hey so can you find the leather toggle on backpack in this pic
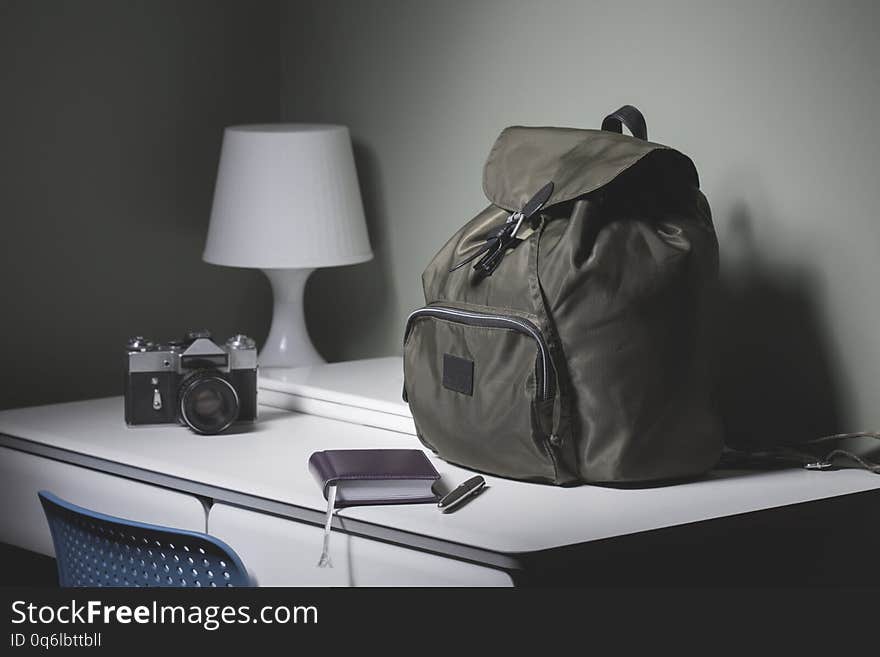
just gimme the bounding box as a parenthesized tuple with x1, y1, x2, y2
(403, 105, 724, 485)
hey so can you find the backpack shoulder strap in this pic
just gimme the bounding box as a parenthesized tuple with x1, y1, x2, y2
(720, 432, 880, 474)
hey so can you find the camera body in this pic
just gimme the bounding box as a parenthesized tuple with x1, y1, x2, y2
(124, 330, 257, 434)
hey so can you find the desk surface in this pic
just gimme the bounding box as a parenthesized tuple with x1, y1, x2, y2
(2, 397, 880, 569)
(259, 357, 412, 420)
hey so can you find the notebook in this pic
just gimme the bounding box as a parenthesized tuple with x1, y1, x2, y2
(308, 449, 440, 507)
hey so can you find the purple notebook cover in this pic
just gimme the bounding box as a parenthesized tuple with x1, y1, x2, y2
(308, 449, 440, 507)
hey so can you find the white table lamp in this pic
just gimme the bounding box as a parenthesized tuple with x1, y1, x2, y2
(203, 124, 372, 368)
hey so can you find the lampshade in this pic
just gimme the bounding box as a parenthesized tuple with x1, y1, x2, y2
(203, 124, 372, 268)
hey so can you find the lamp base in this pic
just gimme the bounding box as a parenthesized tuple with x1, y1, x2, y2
(260, 268, 325, 368)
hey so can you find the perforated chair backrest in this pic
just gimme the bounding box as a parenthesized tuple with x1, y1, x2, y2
(38, 491, 250, 588)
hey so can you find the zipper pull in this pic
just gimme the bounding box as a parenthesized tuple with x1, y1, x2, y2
(449, 220, 517, 272)
(472, 181, 554, 277)
(449, 241, 493, 272)
(450, 182, 554, 274)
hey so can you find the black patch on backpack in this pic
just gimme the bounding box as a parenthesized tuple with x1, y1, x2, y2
(443, 354, 474, 396)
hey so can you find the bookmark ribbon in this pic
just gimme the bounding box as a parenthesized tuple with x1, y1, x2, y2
(316, 484, 338, 568)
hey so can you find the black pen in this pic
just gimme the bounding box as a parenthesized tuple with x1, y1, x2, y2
(437, 475, 486, 513)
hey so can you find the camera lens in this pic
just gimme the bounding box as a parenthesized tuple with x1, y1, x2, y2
(178, 371, 240, 435)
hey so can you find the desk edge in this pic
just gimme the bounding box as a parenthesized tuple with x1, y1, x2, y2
(0, 432, 522, 572)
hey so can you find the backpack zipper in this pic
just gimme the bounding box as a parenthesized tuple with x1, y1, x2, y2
(404, 305, 555, 400)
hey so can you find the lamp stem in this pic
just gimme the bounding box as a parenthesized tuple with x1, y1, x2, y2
(260, 268, 325, 368)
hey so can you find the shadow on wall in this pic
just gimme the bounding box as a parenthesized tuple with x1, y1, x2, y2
(304, 141, 398, 361)
(717, 204, 844, 448)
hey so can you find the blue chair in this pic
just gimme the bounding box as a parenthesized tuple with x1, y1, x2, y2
(38, 491, 251, 587)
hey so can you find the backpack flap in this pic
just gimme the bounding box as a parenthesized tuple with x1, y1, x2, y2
(482, 126, 699, 212)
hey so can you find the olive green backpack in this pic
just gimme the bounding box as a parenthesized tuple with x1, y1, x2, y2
(403, 106, 724, 485)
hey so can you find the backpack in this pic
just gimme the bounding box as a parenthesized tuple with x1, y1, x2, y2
(402, 106, 724, 485)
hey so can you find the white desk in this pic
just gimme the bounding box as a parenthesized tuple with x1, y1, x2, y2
(2, 397, 880, 586)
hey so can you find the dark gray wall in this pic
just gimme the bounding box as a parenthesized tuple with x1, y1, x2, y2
(279, 0, 880, 442)
(5, 1, 880, 445)
(0, 0, 278, 410)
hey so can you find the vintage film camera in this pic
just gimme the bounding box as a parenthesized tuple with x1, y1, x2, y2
(124, 330, 257, 434)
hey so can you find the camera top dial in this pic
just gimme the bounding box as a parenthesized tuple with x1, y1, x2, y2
(226, 334, 256, 350)
(126, 336, 155, 352)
